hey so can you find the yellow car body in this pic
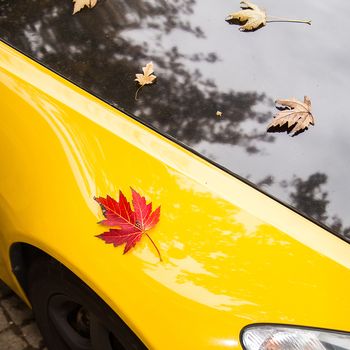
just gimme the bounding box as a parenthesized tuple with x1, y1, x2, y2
(0, 41, 350, 349)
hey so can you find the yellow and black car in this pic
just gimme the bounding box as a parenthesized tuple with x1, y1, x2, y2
(0, 0, 349, 349)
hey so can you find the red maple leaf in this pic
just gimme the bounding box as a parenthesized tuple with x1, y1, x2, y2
(95, 188, 162, 260)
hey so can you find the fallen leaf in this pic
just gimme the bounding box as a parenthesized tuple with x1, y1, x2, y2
(95, 188, 162, 260)
(216, 111, 223, 117)
(267, 96, 315, 136)
(72, 0, 97, 14)
(135, 62, 157, 100)
(226, 1, 311, 31)
(226, 1, 266, 31)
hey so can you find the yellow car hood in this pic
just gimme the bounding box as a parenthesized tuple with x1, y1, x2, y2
(0, 42, 349, 349)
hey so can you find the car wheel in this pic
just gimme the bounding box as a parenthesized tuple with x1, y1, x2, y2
(27, 257, 147, 350)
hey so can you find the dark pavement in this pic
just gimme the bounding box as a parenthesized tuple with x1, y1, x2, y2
(0, 280, 46, 350)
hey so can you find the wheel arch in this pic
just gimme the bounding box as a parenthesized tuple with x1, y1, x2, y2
(9, 242, 147, 350)
(10, 242, 57, 298)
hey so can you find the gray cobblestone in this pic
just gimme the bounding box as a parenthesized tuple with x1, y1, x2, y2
(22, 322, 43, 348)
(0, 308, 9, 332)
(0, 280, 45, 349)
(1, 296, 34, 326)
(0, 329, 27, 350)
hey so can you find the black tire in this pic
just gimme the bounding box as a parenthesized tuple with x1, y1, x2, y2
(27, 257, 147, 350)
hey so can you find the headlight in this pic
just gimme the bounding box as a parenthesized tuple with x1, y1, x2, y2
(241, 325, 350, 350)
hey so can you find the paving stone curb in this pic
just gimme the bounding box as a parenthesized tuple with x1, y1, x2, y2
(0, 280, 46, 350)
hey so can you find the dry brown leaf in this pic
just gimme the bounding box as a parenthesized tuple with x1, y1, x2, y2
(225, 1, 311, 31)
(72, 0, 97, 14)
(135, 62, 157, 87)
(135, 62, 157, 100)
(267, 96, 315, 136)
(226, 1, 266, 31)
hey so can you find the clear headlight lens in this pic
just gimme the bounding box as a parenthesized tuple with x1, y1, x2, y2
(241, 325, 350, 350)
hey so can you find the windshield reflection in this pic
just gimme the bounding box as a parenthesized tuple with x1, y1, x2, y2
(1, 0, 349, 239)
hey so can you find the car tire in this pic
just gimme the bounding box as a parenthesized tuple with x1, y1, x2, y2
(27, 257, 147, 350)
